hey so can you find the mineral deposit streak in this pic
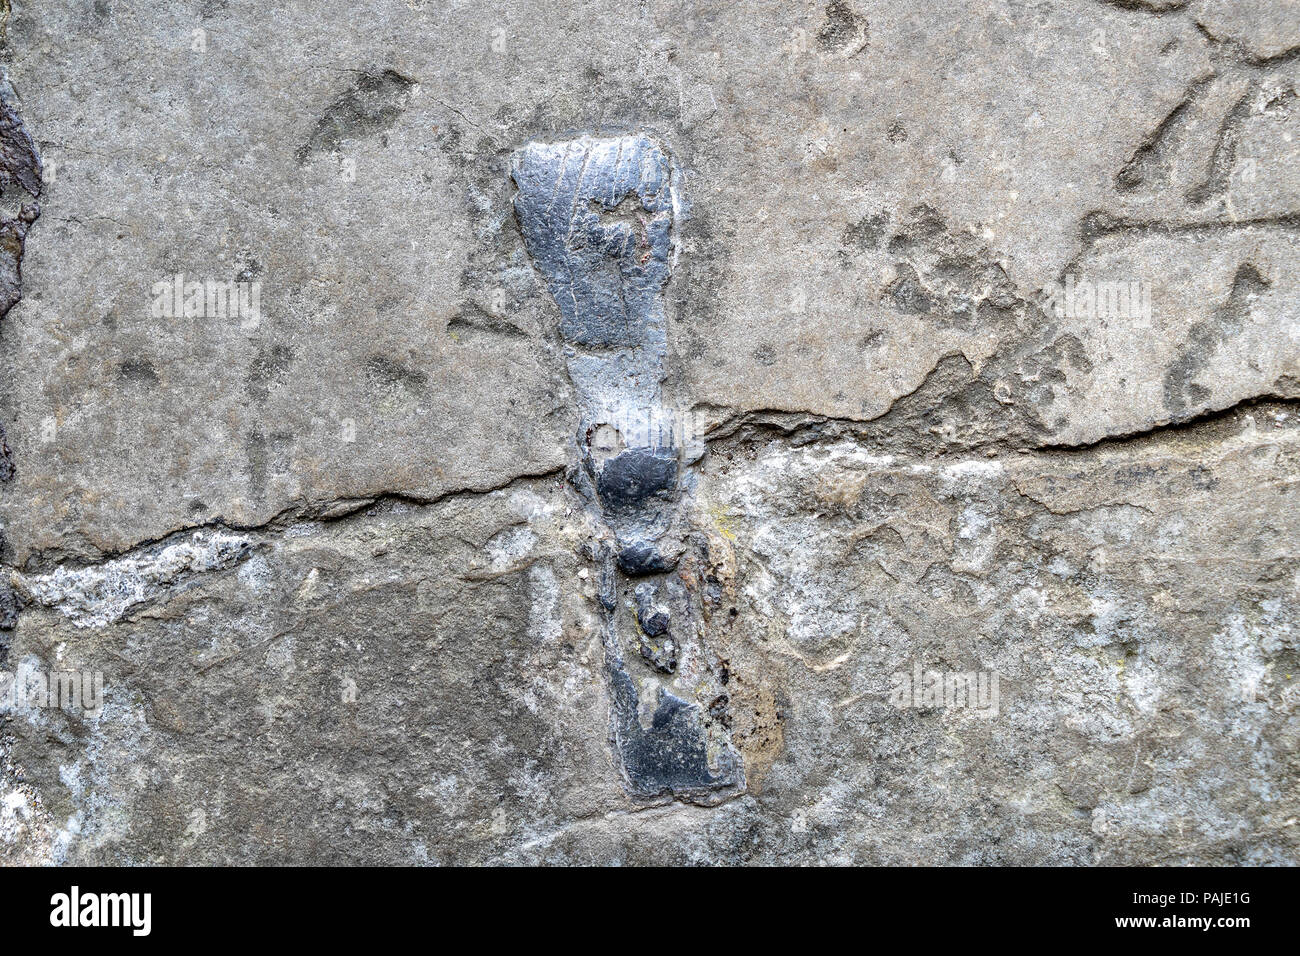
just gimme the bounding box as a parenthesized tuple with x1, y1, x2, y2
(512, 133, 742, 802)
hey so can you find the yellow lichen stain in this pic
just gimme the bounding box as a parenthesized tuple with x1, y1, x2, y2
(708, 504, 738, 543)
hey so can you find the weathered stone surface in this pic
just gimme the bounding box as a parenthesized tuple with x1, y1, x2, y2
(1, 0, 1297, 864)
(1194, 0, 1300, 61)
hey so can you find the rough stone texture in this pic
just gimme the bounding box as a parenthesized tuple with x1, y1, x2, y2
(1, 0, 1298, 864)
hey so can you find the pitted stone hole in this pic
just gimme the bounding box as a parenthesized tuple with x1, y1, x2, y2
(588, 194, 648, 225)
(588, 423, 625, 463)
(585, 195, 664, 262)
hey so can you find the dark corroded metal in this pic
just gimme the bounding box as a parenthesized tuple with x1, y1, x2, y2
(512, 134, 741, 802)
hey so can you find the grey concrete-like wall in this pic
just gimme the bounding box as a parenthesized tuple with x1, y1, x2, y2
(1, 0, 1297, 864)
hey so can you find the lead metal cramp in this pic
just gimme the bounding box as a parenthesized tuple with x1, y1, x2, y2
(512, 134, 742, 802)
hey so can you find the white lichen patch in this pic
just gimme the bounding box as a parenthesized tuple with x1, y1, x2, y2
(14, 530, 252, 628)
(487, 525, 538, 571)
(1, 739, 60, 864)
(528, 563, 562, 643)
